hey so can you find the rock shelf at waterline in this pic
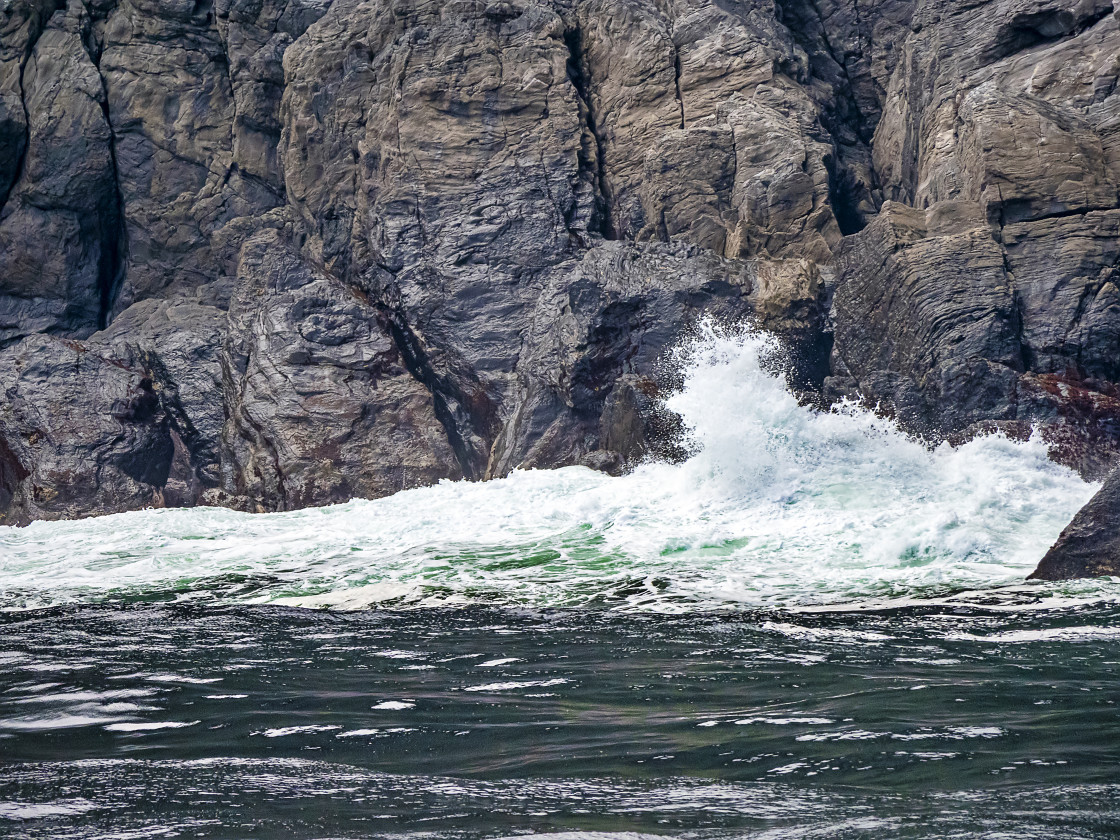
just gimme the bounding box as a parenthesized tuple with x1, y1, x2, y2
(0, 327, 1101, 612)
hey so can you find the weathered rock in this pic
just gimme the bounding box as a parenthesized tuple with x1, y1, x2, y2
(0, 0, 61, 207)
(278, 0, 594, 484)
(488, 241, 755, 475)
(1003, 210, 1120, 380)
(0, 295, 223, 524)
(213, 0, 332, 191)
(1, 0, 860, 523)
(829, 199, 1120, 476)
(954, 82, 1117, 225)
(0, 0, 121, 347)
(0, 335, 172, 525)
(3, 0, 1120, 529)
(272, 0, 850, 486)
(95, 0, 331, 314)
(639, 93, 843, 262)
(219, 223, 463, 510)
(850, 7, 1120, 470)
(97, 297, 227, 500)
(1029, 467, 1120, 580)
(825, 0, 1120, 475)
(873, 0, 1120, 209)
(829, 201, 1022, 431)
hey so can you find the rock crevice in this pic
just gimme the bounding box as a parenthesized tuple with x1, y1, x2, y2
(562, 23, 615, 241)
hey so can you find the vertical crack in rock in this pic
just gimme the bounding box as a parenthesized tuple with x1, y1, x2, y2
(992, 186, 1033, 374)
(0, 434, 30, 520)
(135, 347, 208, 497)
(828, 163, 867, 235)
(376, 302, 484, 481)
(78, 3, 127, 329)
(672, 44, 685, 129)
(0, 0, 63, 214)
(803, 0, 870, 139)
(563, 25, 615, 240)
(235, 366, 288, 507)
(775, 0, 875, 233)
(1, 76, 29, 215)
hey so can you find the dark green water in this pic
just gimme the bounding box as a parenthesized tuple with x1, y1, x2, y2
(2, 602, 1119, 838)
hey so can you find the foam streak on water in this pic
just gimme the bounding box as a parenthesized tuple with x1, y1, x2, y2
(0, 323, 1106, 611)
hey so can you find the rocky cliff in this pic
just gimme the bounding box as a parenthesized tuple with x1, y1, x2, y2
(2, 0, 1119, 574)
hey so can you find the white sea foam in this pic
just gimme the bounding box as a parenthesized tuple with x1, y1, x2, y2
(945, 625, 1120, 643)
(103, 721, 199, 732)
(0, 323, 1108, 611)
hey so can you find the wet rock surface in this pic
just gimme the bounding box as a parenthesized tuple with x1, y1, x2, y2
(1030, 467, 1120, 580)
(0, 0, 1117, 569)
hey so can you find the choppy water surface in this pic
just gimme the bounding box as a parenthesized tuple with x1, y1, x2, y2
(2, 325, 1120, 838)
(2, 605, 1120, 838)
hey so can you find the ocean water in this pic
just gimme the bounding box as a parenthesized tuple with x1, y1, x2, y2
(2, 323, 1119, 838)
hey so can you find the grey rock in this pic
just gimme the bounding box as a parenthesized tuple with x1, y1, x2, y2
(1003, 210, 1120, 381)
(1029, 467, 1120, 580)
(830, 200, 1120, 477)
(218, 223, 463, 510)
(0, 0, 60, 207)
(3, 0, 1120, 539)
(97, 297, 227, 497)
(825, 0, 1120, 479)
(0, 0, 120, 346)
(488, 241, 755, 476)
(100, 0, 271, 311)
(0, 297, 224, 524)
(638, 94, 843, 262)
(830, 201, 1022, 433)
(0, 334, 174, 525)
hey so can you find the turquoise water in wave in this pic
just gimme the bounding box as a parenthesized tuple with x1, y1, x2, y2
(2, 324, 1120, 838)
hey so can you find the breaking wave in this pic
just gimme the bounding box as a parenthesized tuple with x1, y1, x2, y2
(0, 323, 1106, 611)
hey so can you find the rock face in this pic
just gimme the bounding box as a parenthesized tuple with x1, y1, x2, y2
(828, 0, 1120, 482)
(1030, 468, 1120, 580)
(0, 299, 224, 521)
(1, 0, 1119, 552)
(0, 1, 120, 345)
(219, 222, 463, 511)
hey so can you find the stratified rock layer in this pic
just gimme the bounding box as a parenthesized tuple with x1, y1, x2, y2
(1, 0, 1119, 561)
(827, 0, 1120, 487)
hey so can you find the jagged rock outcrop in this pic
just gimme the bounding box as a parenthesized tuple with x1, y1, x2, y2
(1030, 467, 1120, 579)
(490, 241, 755, 475)
(829, 0, 1120, 480)
(0, 298, 223, 524)
(1, 0, 1119, 544)
(219, 220, 463, 511)
(1, 0, 854, 522)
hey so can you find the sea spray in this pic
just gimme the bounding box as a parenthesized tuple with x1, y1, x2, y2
(0, 323, 1101, 611)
